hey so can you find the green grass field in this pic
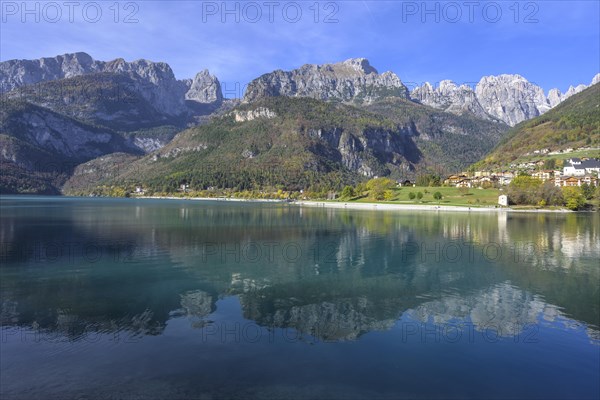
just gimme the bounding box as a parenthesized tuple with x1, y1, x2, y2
(348, 187, 502, 207)
(510, 148, 600, 166)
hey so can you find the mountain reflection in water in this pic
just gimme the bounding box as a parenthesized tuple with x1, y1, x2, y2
(1, 196, 599, 399)
(2, 197, 598, 342)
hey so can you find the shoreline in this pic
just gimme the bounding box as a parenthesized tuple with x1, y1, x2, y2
(293, 200, 572, 213)
(134, 196, 573, 213)
(2, 194, 579, 213)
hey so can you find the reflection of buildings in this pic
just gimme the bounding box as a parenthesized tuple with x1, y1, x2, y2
(497, 212, 508, 243)
(2, 201, 599, 345)
(554, 229, 600, 260)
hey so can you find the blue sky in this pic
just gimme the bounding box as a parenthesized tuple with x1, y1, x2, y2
(1, 0, 598, 97)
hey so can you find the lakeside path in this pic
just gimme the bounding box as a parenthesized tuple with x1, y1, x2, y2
(136, 196, 573, 213)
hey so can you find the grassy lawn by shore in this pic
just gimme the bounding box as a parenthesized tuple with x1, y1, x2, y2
(348, 187, 502, 207)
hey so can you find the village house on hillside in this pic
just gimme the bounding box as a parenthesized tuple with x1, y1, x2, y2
(532, 170, 555, 181)
(554, 158, 600, 187)
(444, 158, 599, 189)
(555, 175, 599, 187)
(444, 175, 469, 186)
(455, 179, 473, 188)
(563, 158, 600, 176)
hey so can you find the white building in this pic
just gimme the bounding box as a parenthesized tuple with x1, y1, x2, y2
(498, 195, 508, 207)
(563, 158, 600, 176)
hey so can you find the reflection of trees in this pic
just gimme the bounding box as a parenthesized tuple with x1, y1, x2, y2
(1, 198, 598, 342)
(504, 213, 600, 268)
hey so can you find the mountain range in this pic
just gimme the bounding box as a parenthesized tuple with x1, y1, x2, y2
(475, 83, 600, 168)
(0, 52, 597, 194)
(411, 73, 600, 126)
(0, 52, 223, 113)
(243, 58, 409, 104)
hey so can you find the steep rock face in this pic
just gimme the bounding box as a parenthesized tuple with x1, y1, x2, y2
(305, 126, 408, 177)
(61, 152, 141, 194)
(0, 52, 223, 116)
(548, 75, 600, 108)
(548, 85, 586, 108)
(4, 73, 182, 131)
(474, 74, 550, 126)
(476, 84, 600, 168)
(411, 80, 491, 119)
(0, 102, 138, 163)
(183, 70, 223, 104)
(564, 84, 588, 98)
(0, 52, 100, 90)
(243, 58, 409, 104)
(0, 101, 142, 194)
(365, 97, 509, 171)
(233, 107, 277, 122)
(547, 88, 563, 108)
(411, 73, 600, 126)
(100, 57, 187, 115)
(103, 97, 419, 190)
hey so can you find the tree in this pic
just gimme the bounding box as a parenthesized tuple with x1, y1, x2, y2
(416, 173, 441, 187)
(355, 182, 366, 196)
(562, 186, 585, 210)
(507, 176, 543, 205)
(408, 192, 416, 200)
(543, 159, 556, 170)
(536, 181, 563, 206)
(341, 185, 355, 199)
(416, 192, 423, 201)
(581, 183, 594, 200)
(430, 175, 442, 187)
(433, 191, 443, 201)
(366, 177, 395, 191)
(367, 178, 395, 201)
(370, 187, 385, 200)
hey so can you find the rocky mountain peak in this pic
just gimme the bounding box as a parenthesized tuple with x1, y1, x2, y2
(341, 58, 378, 74)
(547, 88, 563, 108)
(475, 74, 549, 126)
(243, 58, 408, 103)
(184, 69, 223, 103)
(438, 80, 458, 92)
(544, 73, 599, 110)
(411, 79, 490, 120)
(0, 52, 223, 116)
(565, 84, 587, 98)
(411, 72, 599, 126)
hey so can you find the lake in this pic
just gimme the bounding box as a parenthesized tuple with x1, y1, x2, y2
(1, 196, 599, 399)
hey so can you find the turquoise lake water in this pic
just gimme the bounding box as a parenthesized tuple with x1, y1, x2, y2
(1, 196, 599, 399)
